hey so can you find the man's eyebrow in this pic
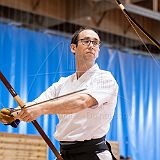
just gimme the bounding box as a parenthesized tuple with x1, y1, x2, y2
(81, 37, 99, 40)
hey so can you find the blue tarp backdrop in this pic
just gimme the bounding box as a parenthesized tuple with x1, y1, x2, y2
(0, 23, 160, 160)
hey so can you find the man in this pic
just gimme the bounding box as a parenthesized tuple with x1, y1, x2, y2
(0, 28, 118, 160)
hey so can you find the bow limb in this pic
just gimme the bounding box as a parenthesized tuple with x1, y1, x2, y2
(0, 71, 63, 160)
(115, 0, 160, 50)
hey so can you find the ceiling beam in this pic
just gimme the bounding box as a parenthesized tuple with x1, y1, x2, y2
(153, 0, 159, 11)
(125, 3, 160, 21)
(0, 0, 67, 20)
(126, 0, 146, 3)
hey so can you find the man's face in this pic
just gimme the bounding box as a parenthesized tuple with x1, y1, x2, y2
(71, 29, 100, 62)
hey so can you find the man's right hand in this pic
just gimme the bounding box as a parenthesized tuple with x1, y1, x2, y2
(0, 108, 15, 124)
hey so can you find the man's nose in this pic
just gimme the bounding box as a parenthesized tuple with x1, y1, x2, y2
(88, 41, 94, 47)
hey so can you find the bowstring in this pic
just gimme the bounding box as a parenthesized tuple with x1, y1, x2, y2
(122, 8, 160, 68)
(115, 0, 160, 68)
(27, 41, 64, 98)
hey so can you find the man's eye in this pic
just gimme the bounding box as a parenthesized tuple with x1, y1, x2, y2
(93, 41, 98, 45)
(83, 40, 90, 43)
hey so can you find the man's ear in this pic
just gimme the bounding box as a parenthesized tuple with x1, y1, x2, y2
(70, 44, 77, 54)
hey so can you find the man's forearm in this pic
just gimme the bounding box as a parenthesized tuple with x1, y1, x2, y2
(16, 93, 97, 122)
(40, 93, 98, 114)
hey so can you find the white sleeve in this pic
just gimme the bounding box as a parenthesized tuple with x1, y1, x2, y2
(34, 77, 67, 103)
(87, 72, 118, 107)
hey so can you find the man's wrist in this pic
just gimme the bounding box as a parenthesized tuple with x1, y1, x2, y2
(4, 119, 20, 128)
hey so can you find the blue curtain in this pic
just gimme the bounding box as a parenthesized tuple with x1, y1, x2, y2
(0, 23, 160, 160)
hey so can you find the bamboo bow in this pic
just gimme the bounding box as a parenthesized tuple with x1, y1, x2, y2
(0, 71, 64, 160)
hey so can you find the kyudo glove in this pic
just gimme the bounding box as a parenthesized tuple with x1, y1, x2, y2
(0, 108, 20, 128)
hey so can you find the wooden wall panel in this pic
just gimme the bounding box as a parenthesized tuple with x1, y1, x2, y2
(108, 141, 120, 160)
(0, 132, 47, 160)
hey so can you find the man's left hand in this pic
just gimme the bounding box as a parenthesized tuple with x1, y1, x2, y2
(0, 108, 15, 124)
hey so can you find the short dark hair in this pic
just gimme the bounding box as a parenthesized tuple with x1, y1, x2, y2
(71, 27, 98, 46)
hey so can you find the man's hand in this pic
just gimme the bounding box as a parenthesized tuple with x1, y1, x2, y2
(17, 101, 42, 122)
(0, 108, 15, 124)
